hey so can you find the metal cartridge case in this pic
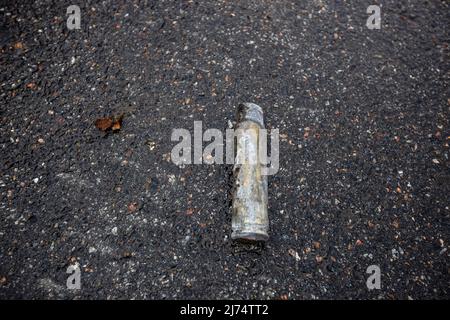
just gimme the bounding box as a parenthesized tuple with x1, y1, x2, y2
(231, 103, 269, 242)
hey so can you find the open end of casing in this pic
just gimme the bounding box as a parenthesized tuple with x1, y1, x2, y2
(237, 103, 265, 128)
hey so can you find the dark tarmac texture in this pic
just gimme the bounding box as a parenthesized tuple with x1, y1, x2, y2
(0, 0, 449, 299)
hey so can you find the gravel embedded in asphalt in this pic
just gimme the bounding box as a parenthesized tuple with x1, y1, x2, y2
(0, 0, 449, 299)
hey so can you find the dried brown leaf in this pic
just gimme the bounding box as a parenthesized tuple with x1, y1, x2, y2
(95, 117, 113, 131)
(95, 114, 123, 132)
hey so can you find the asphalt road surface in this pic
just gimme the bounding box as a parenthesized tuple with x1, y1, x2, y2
(1, 0, 449, 299)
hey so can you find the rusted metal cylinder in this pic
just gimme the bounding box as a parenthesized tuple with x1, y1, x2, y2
(231, 103, 269, 242)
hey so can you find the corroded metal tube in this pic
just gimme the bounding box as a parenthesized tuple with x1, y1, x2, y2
(231, 103, 269, 242)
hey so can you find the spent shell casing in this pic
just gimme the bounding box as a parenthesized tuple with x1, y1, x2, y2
(231, 103, 269, 242)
